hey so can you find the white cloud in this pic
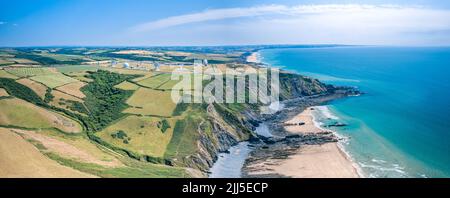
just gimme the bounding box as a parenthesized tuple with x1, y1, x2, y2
(0, 21, 6, 25)
(130, 4, 287, 32)
(128, 4, 450, 45)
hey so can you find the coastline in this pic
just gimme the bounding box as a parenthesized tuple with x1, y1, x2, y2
(289, 107, 362, 178)
(244, 107, 361, 178)
(208, 49, 365, 178)
(246, 52, 261, 63)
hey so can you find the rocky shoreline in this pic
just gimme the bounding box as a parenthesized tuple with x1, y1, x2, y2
(203, 69, 360, 177)
(242, 88, 360, 178)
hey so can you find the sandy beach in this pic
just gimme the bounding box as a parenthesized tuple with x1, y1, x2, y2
(282, 107, 360, 177)
(247, 107, 360, 178)
(246, 52, 260, 63)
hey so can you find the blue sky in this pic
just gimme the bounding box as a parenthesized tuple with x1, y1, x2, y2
(1, 0, 450, 46)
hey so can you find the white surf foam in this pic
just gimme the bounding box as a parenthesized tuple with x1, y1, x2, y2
(310, 105, 364, 177)
(314, 106, 340, 120)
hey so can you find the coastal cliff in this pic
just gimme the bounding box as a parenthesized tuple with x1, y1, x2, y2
(174, 71, 359, 176)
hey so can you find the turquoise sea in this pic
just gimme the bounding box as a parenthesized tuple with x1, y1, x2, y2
(260, 46, 450, 178)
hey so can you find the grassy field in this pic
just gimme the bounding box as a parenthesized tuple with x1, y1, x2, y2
(114, 81, 140, 90)
(30, 73, 78, 88)
(56, 65, 99, 73)
(0, 98, 82, 133)
(0, 58, 38, 66)
(55, 81, 86, 98)
(136, 73, 172, 88)
(8, 58, 40, 65)
(0, 59, 15, 66)
(123, 88, 176, 117)
(0, 127, 95, 178)
(104, 68, 149, 75)
(38, 52, 90, 62)
(5, 67, 55, 77)
(49, 90, 87, 116)
(0, 70, 19, 79)
(15, 128, 123, 168)
(157, 78, 182, 90)
(157, 73, 197, 90)
(65, 71, 93, 82)
(164, 116, 201, 161)
(97, 115, 176, 158)
(47, 152, 190, 178)
(16, 78, 48, 99)
(131, 73, 154, 82)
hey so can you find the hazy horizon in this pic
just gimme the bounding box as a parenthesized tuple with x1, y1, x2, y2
(2, 0, 450, 46)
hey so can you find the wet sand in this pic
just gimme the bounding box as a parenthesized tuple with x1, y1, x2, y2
(281, 107, 359, 177)
(247, 107, 360, 178)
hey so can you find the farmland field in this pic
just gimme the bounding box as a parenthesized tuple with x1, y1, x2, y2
(114, 81, 140, 90)
(156, 79, 181, 90)
(0, 59, 15, 66)
(0, 127, 95, 178)
(0, 70, 19, 79)
(131, 73, 154, 82)
(5, 67, 55, 77)
(14, 129, 123, 168)
(8, 58, 39, 65)
(51, 89, 84, 104)
(97, 115, 176, 157)
(30, 73, 78, 88)
(65, 71, 93, 82)
(50, 90, 86, 115)
(56, 65, 99, 73)
(163, 116, 201, 160)
(73, 76, 93, 82)
(0, 98, 82, 133)
(123, 88, 176, 117)
(55, 81, 86, 98)
(104, 68, 149, 75)
(38, 52, 91, 62)
(16, 78, 48, 99)
(136, 73, 171, 88)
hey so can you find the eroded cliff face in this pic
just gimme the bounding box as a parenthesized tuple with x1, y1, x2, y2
(178, 72, 351, 176)
(279, 73, 331, 100)
(179, 103, 258, 175)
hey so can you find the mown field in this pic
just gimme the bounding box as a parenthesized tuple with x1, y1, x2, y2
(0, 59, 15, 66)
(30, 73, 78, 88)
(123, 87, 177, 117)
(5, 67, 55, 77)
(55, 81, 86, 98)
(114, 81, 140, 90)
(65, 71, 94, 82)
(0, 70, 19, 79)
(16, 78, 48, 99)
(56, 65, 99, 73)
(131, 73, 154, 82)
(136, 73, 172, 88)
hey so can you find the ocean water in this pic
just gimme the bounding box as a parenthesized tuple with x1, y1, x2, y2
(260, 46, 450, 178)
(209, 142, 251, 178)
(209, 123, 274, 178)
